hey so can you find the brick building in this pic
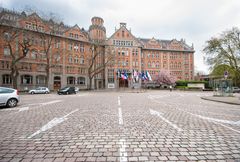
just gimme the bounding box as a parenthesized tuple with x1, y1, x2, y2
(0, 9, 194, 90)
(105, 23, 194, 89)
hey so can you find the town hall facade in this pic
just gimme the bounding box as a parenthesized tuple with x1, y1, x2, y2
(0, 8, 194, 90)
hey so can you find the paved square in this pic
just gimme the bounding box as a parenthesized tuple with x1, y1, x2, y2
(0, 91, 240, 162)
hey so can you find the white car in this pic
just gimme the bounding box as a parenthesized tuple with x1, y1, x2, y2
(0, 87, 19, 108)
(29, 87, 50, 94)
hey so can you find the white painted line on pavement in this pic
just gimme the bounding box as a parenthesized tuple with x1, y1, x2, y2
(215, 122, 240, 134)
(28, 109, 78, 139)
(118, 107, 123, 125)
(149, 96, 240, 134)
(63, 109, 79, 118)
(18, 107, 29, 112)
(118, 96, 124, 125)
(118, 96, 121, 106)
(119, 139, 128, 162)
(187, 112, 240, 126)
(150, 109, 183, 131)
(41, 100, 62, 105)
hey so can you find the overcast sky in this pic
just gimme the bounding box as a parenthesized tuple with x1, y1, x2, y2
(1, 0, 240, 74)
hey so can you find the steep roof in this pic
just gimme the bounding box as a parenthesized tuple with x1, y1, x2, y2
(139, 38, 194, 51)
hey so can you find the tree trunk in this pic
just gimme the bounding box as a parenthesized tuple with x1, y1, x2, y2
(11, 66, 19, 89)
(46, 58, 50, 88)
(89, 77, 93, 90)
(46, 67, 50, 88)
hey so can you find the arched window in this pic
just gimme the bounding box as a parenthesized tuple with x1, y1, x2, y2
(152, 61, 155, 68)
(36, 75, 46, 85)
(21, 75, 33, 84)
(77, 77, 85, 85)
(156, 61, 160, 68)
(148, 61, 151, 68)
(75, 56, 78, 63)
(67, 76, 75, 85)
(2, 74, 12, 84)
(68, 55, 73, 63)
(80, 55, 84, 64)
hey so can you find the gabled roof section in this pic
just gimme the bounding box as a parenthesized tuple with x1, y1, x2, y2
(63, 24, 89, 42)
(139, 37, 194, 51)
(28, 12, 42, 21)
(106, 23, 142, 47)
(141, 37, 162, 49)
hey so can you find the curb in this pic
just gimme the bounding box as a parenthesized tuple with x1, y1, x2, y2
(201, 97, 240, 105)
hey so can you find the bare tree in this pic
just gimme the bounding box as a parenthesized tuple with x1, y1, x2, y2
(87, 44, 115, 90)
(33, 16, 62, 88)
(1, 26, 32, 89)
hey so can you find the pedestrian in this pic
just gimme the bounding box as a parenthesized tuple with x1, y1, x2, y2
(169, 85, 172, 92)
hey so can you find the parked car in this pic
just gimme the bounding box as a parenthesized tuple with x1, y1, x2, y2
(57, 87, 76, 95)
(0, 87, 19, 108)
(29, 87, 50, 94)
(232, 87, 240, 93)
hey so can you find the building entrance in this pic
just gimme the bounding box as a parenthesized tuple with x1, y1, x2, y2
(119, 79, 128, 88)
(54, 76, 61, 90)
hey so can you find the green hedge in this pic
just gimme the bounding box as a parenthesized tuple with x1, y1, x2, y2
(176, 80, 209, 87)
(175, 86, 188, 89)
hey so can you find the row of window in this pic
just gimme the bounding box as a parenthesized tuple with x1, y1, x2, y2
(116, 48, 139, 57)
(67, 76, 85, 85)
(147, 61, 160, 68)
(170, 62, 182, 69)
(68, 42, 84, 52)
(2, 74, 46, 85)
(113, 40, 133, 46)
(25, 22, 44, 32)
(0, 61, 10, 69)
(69, 33, 84, 39)
(1, 74, 86, 85)
(68, 55, 85, 64)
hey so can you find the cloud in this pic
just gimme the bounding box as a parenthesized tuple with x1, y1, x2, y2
(1, 0, 240, 73)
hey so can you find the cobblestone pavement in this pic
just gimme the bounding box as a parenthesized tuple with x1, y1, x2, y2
(0, 91, 240, 162)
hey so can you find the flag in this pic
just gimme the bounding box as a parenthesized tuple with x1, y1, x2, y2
(135, 71, 139, 82)
(121, 70, 128, 80)
(121, 73, 126, 80)
(124, 71, 128, 80)
(146, 71, 152, 81)
(141, 71, 147, 80)
(134, 69, 138, 82)
(117, 69, 121, 78)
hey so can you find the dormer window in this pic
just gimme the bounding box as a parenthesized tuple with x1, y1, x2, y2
(122, 30, 124, 37)
(69, 33, 73, 38)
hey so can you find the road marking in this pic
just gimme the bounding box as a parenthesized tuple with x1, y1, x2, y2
(215, 122, 240, 134)
(41, 100, 62, 105)
(18, 107, 29, 112)
(118, 96, 123, 125)
(28, 109, 78, 139)
(187, 112, 240, 125)
(119, 139, 128, 162)
(150, 109, 183, 131)
(118, 96, 121, 106)
(118, 107, 123, 125)
(149, 96, 240, 134)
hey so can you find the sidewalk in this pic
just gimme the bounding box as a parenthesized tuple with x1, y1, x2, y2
(201, 96, 240, 105)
